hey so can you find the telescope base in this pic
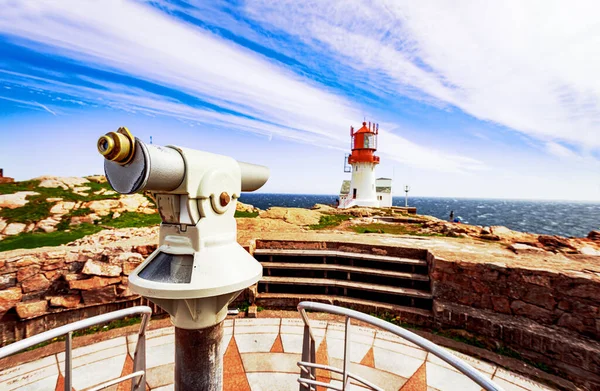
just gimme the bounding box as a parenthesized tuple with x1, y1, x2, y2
(174, 322, 224, 391)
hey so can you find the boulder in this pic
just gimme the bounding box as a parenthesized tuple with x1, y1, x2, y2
(68, 276, 121, 290)
(259, 207, 321, 226)
(82, 260, 122, 277)
(0, 191, 39, 209)
(49, 201, 76, 215)
(119, 194, 150, 212)
(587, 230, 600, 241)
(236, 201, 259, 213)
(21, 274, 51, 293)
(48, 295, 81, 308)
(16, 300, 48, 319)
(480, 226, 491, 235)
(37, 176, 89, 189)
(86, 175, 107, 184)
(84, 199, 120, 216)
(538, 235, 577, 252)
(36, 217, 61, 233)
(82, 285, 118, 305)
(0, 287, 23, 312)
(70, 214, 101, 226)
(4, 223, 27, 236)
(508, 243, 546, 254)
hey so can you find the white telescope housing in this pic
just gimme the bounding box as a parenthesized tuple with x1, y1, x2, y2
(100, 130, 269, 329)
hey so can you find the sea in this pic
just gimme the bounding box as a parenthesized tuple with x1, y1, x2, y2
(238, 193, 600, 238)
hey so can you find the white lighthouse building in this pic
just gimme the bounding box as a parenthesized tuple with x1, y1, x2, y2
(338, 121, 392, 208)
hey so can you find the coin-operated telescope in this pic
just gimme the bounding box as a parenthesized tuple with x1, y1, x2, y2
(97, 127, 269, 391)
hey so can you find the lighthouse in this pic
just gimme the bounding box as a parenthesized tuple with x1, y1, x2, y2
(338, 121, 392, 208)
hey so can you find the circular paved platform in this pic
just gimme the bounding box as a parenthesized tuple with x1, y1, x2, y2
(0, 318, 556, 391)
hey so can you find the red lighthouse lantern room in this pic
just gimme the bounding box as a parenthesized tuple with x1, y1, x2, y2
(348, 122, 380, 165)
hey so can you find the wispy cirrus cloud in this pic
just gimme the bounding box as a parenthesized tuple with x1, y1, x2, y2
(0, 0, 481, 173)
(238, 0, 600, 152)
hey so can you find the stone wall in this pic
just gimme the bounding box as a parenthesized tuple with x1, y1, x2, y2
(430, 256, 600, 340)
(430, 255, 600, 390)
(0, 243, 159, 345)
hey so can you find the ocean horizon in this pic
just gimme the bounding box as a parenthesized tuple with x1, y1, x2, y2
(239, 193, 600, 238)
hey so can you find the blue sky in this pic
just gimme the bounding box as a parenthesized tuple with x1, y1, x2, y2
(0, 0, 599, 200)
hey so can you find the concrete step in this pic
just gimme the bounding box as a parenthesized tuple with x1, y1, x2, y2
(254, 293, 433, 317)
(253, 249, 427, 266)
(260, 277, 433, 299)
(261, 262, 430, 281)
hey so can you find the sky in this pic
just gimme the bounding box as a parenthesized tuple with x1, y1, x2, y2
(0, 0, 599, 200)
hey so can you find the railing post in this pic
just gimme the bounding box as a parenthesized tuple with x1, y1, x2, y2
(299, 325, 312, 391)
(64, 331, 73, 391)
(342, 317, 351, 391)
(131, 313, 149, 391)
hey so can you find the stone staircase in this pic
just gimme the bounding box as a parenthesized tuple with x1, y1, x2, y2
(253, 244, 433, 317)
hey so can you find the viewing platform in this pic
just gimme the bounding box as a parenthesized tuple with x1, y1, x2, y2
(0, 316, 557, 391)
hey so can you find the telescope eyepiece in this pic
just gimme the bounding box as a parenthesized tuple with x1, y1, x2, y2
(97, 127, 136, 165)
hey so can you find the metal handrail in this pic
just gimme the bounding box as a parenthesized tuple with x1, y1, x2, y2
(0, 305, 152, 391)
(297, 301, 504, 391)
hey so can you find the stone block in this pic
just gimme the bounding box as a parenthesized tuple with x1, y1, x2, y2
(21, 274, 51, 294)
(69, 276, 121, 290)
(16, 300, 48, 319)
(0, 273, 16, 290)
(81, 259, 122, 277)
(557, 313, 586, 333)
(123, 261, 142, 275)
(82, 285, 118, 305)
(565, 284, 600, 301)
(491, 296, 511, 314)
(14, 256, 39, 267)
(523, 287, 556, 310)
(510, 300, 553, 324)
(48, 295, 81, 308)
(0, 286, 22, 312)
(17, 265, 41, 282)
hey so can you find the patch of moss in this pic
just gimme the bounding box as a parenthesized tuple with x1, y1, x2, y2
(351, 223, 444, 237)
(102, 212, 161, 228)
(309, 214, 351, 230)
(0, 224, 104, 252)
(234, 210, 259, 218)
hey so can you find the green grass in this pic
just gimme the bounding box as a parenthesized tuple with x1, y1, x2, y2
(309, 214, 351, 230)
(0, 224, 104, 252)
(351, 223, 444, 237)
(234, 210, 259, 218)
(103, 212, 161, 228)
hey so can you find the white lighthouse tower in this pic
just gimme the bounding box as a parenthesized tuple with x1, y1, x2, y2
(339, 121, 391, 208)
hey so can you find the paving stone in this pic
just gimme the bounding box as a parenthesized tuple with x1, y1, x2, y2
(235, 333, 279, 353)
(494, 368, 554, 391)
(281, 334, 303, 354)
(68, 353, 127, 390)
(426, 362, 490, 391)
(241, 352, 301, 373)
(146, 363, 174, 389)
(372, 347, 424, 378)
(246, 372, 299, 391)
(427, 348, 496, 375)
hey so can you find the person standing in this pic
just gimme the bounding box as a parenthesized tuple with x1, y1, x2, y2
(449, 210, 454, 222)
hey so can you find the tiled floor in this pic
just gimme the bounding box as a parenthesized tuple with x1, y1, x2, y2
(0, 318, 557, 391)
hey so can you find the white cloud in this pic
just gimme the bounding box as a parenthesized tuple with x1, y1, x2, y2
(0, 0, 479, 173)
(241, 0, 600, 150)
(546, 141, 576, 158)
